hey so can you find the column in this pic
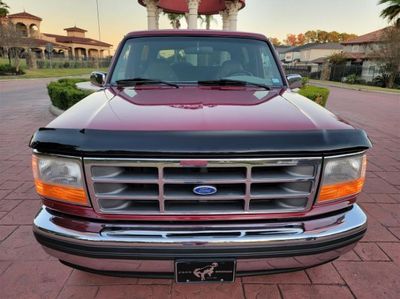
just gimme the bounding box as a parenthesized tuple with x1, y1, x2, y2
(220, 10, 229, 30)
(155, 8, 161, 29)
(39, 48, 44, 59)
(143, 0, 159, 30)
(187, 0, 200, 29)
(225, 0, 242, 31)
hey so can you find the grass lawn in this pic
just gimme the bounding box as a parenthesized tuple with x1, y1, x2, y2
(310, 79, 400, 94)
(0, 57, 27, 67)
(0, 67, 108, 79)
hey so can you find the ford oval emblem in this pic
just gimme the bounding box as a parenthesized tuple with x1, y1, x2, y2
(193, 185, 217, 196)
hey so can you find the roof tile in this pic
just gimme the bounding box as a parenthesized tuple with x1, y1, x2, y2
(8, 12, 42, 21)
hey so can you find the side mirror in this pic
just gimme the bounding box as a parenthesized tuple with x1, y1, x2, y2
(90, 71, 106, 87)
(287, 74, 303, 90)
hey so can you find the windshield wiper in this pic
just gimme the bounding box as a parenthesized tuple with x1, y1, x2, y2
(115, 78, 179, 88)
(198, 79, 270, 90)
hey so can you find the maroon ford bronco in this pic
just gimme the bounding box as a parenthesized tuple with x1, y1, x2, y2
(30, 30, 371, 283)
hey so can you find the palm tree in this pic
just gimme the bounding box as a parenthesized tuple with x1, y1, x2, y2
(379, 0, 400, 25)
(198, 15, 216, 30)
(164, 13, 184, 29)
(0, 0, 10, 17)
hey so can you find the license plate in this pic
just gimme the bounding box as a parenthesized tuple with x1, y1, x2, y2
(175, 260, 236, 283)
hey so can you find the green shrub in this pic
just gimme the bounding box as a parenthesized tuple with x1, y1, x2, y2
(0, 64, 25, 75)
(299, 85, 330, 107)
(301, 76, 309, 87)
(344, 74, 364, 85)
(47, 78, 93, 110)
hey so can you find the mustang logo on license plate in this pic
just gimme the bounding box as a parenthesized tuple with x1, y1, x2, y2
(175, 260, 236, 283)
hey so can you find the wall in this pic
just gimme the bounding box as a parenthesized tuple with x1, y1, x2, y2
(300, 49, 342, 63)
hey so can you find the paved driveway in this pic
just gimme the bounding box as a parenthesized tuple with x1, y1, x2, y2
(0, 79, 399, 298)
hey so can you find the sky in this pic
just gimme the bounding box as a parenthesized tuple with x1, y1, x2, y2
(6, 0, 389, 52)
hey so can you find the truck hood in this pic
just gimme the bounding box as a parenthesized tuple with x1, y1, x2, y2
(48, 86, 353, 131)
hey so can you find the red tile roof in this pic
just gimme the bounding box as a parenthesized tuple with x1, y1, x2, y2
(26, 37, 68, 49)
(342, 52, 380, 61)
(8, 12, 42, 21)
(342, 52, 367, 60)
(342, 28, 388, 45)
(64, 26, 87, 33)
(44, 33, 112, 48)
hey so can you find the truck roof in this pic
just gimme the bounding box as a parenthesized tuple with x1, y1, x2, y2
(125, 29, 268, 41)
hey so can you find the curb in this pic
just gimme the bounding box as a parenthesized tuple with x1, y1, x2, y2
(310, 80, 400, 95)
(49, 104, 64, 116)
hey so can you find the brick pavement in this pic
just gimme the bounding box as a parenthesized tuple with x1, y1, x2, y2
(0, 79, 399, 298)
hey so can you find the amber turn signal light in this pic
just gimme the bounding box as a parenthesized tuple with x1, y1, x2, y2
(318, 177, 365, 202)
(34, 178, 88, 205)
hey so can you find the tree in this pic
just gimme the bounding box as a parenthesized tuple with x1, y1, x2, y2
(198, 15, 216, 30)
(373, 26, 400, 88)
(327, 31, 340, 43)
(0, 20, 35, 71)
(283, 30, 358, 45)
(284, 34, 298, 46)
(164, 13, 184, 29)
(0, 0, 9, 17)
(269, 37, 281, 46)
(317, 30, 329, 43)
(305, 30, 318, 43)
(339, 33, 358, 42)
(328, 52, 347, 65)
(379, 0, 400, 26)
(296, 33, 306, 45)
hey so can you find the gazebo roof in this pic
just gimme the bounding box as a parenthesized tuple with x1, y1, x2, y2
(138, 0, 245, 15)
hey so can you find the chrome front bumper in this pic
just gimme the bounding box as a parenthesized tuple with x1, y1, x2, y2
(33, 205, 367, 277)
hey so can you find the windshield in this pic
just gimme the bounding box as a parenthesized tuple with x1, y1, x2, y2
(110, 36, 283, 87)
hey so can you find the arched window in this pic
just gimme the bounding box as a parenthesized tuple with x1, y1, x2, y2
(15, 23, 28, 37)
(29, 24, 39, 37)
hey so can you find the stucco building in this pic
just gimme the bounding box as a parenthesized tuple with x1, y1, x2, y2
(5, 11, 112, 59)
(281, 43, 344, 64)
(341, 28, 388, 81)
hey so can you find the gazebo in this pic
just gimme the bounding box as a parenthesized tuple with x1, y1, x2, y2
(138, 0, 245, 30)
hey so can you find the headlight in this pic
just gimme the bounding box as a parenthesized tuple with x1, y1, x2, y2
(32, 155, 89, 206)
(317, 153, 367, 204)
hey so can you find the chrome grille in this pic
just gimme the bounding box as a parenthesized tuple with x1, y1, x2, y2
(84, 158, 322, 215)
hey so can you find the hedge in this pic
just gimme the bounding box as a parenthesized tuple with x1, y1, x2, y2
(299, 85, 330, 107)
(0, 64, 25, 76)
(47, 78, 93, 110)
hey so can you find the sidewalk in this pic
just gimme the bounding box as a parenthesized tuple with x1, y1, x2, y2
(310, 79, 400, 95)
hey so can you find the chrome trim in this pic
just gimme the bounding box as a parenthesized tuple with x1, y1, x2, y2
(33, 204, 367, 249)
(43, 244, 356, 274)
(323, 150, 367, 159)
(83, 157, 322, 215)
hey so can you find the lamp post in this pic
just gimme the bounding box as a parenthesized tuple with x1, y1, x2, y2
(96, 0, 101, 40)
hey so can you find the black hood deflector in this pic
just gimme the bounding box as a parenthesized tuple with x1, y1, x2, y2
(29, 128, 372, 158)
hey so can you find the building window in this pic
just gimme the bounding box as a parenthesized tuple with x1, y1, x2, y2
(369, 66, 376, 74)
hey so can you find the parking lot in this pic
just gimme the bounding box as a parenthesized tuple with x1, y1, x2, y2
(0, 78, 399, 298)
